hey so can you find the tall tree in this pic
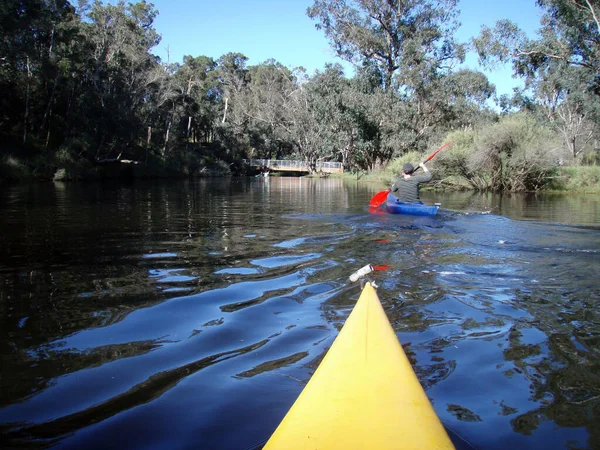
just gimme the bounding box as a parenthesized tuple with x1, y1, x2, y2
(280, 82, 325, 173)
(79, 0, 160, 159)
(307, 0, 465, 163)
(307, 0, 463, 92)
(473, 0, 600, 160)
(442, 69, 496, 129)
(0, 0, 77, 145)
(473, 1, 599, 86)
(216, 52, 248, 125)
(533, 63, 599, 159)
(241, 60, 298, 158)
(172, 55, 218, 144)
(301, 64, 382, 171)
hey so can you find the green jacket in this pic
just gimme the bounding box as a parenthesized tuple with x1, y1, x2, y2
(390, 172, 432, 202)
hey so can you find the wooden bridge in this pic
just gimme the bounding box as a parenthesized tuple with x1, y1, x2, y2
(243, 159, 343, 174)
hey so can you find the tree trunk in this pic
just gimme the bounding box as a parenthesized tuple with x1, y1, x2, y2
(222, 97, 228, 123)
(96, 133, 106, 159)
(39, 73, 60, 140)
(163, 103, 175, 154)
(163, 121, 171, 155)
(65, 81, 75, 141)
(146, 126, 152, 164)
(44, 104, 53, 149)
(23, 55, 31, 144)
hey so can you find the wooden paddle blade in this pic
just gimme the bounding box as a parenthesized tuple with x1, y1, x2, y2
(369, 190, 390, 208)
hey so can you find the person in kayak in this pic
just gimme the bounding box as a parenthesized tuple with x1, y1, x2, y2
(390, 162, 432, 202)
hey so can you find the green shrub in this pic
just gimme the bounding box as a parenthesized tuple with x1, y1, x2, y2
(0, 155, 31, 181)
(433, 129, 477, 179)
(578, 167, 600, 186)
(581, 150, 600, 165)
(53, 168, 68, 181)
(437, 113, 565, 191)
(557, 166, 600, 191)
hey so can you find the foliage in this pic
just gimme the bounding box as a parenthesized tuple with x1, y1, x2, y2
(288, 64, 383, 172)
(436, 114, 565, 191)
(473, 0, 599, 82)
(0, 0, 596, 193)
(434, 129, 485, 187)
(551, 166, 600, 192)
(472, 0, 600, 162)
(239, 60, 298, 159)
(0, 156, 31, 182)
(307, 0, 464, 91)
(306, 0, 490, 162)
(529, 63, 600, 160)
(471, 114, 561, 191)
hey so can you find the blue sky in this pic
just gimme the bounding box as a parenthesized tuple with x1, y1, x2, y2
(148, 0, 544, 97)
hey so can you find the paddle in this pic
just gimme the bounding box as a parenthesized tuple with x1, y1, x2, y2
(348, 263, 391, 282)
(412, 141, 452, 173)
(368, 142, 452, 209)
(368, 189, 391, 208)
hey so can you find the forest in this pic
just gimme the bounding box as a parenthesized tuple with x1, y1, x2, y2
(1, 0, 599, 191)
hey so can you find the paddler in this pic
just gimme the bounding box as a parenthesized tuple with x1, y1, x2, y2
(390, 162, 432, 202)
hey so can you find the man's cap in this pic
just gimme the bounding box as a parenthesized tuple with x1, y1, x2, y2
(403, 163, 414, 174)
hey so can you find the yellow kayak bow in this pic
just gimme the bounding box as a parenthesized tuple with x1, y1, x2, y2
(264, 282, 455, 450)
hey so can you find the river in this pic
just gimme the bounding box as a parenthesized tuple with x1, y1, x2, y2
(0, 177, 599, 450)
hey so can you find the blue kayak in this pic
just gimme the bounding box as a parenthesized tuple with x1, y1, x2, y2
(386, 193, 440, 216)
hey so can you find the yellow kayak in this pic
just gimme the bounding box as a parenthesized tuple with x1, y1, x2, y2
(264, 282, 455, 450)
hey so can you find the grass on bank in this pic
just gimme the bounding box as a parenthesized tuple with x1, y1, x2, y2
(332, 115, 600, 194)
(548, 166, 600, 193)
(334, 164, 600, 194)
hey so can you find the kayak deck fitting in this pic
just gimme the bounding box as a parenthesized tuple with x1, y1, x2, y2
(264, 282, 454, 449)
(386, 193, 440, 216)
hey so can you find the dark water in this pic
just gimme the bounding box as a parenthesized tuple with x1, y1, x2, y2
(0, 178, 599, 450)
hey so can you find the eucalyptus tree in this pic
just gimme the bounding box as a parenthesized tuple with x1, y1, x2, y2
(300, 65, 349, 166)
(531, 63, 599, 160)
(442, 69, 497, 129)
(307, 0, 466, 164)
(77, 0, 161, 160)
(473, 1, 599, 82)
(144, 61, 180, 154)
(280, 82, 327, 173)
(216, 52, 249, 126)
(213, 52, 251, 157)
(302, 64, 382, 171)
(307, 0, 462, 91)
(0, 0, 78, 146)
(473, 0, 599, 160)
(172, 55, 219, 145)
(240, 60, 299, 159)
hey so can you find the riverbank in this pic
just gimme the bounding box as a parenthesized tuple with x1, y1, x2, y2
(329, 165, 600, 194)
(2, 146, 599, 195)
(0, 142, 243, 184)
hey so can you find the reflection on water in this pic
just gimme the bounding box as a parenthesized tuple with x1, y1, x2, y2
(425, 190, 600, 225)
(0, 178, 599, 450)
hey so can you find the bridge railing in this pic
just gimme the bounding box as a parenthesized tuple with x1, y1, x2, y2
(243, 159, 343, 173)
